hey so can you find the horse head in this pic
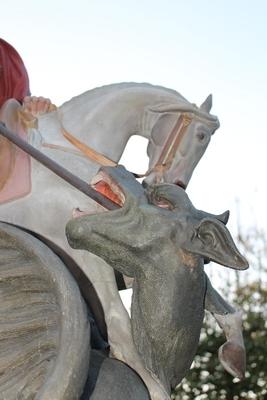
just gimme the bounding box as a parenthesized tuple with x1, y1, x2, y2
(145, 94, 220, 188)
(31, 83, 219, 193)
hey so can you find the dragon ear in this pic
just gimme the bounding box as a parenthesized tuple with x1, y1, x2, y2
(187, 218, 249, 270)
(200, 94, 212, 113)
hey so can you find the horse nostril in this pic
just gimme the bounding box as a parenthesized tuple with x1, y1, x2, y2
(175, 180, 187, 190)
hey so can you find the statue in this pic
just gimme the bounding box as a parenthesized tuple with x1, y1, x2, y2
(0, 38, 247, 399)
(0, 166, 248, 399)
(0, 90, 226, 347)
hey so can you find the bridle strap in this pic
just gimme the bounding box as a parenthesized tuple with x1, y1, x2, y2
(133, 113, 192, 179)
(154, 113, 192, 170)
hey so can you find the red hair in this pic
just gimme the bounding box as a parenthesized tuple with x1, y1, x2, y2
(0, 38, 30, 107)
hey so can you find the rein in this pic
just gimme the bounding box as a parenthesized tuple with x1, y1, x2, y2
(61, 113, 192, 178)
(145, 113, 192, 177)
(62, 127, 117, 167)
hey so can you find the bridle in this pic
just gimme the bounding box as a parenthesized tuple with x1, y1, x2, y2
(61, 112, 193, 179)
(143, 113, 193, 178)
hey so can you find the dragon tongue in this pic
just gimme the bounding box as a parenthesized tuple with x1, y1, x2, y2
(94, 181, 123, 207)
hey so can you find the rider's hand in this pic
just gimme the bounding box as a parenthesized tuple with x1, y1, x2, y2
(22, 96, 56, 116)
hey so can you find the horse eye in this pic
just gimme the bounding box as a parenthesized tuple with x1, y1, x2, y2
(197, 132, 206, 142)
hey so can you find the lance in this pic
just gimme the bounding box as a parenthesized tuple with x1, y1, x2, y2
(0, 121, 119, 211)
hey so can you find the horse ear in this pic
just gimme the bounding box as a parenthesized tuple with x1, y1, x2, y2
(200, 94, 212, 113)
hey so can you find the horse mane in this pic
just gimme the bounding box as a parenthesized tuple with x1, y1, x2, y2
(60, 82, 189, 109)
(59, 82, 219, 131)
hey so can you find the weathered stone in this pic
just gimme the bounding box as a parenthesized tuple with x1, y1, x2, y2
(0, 222, 90, 400)
(66, 166, 248, 396)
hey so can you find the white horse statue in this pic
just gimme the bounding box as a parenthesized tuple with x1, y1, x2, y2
(0, 83, 243, 399)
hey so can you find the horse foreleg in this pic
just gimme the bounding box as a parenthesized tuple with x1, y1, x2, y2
(205, 274, 246, 380)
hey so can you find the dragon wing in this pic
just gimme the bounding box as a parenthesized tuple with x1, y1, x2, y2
(0, 222, 90, 400)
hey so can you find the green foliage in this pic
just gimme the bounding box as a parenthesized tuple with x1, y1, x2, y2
(173, 225, 267, 399)
(173, 283, 267, 400)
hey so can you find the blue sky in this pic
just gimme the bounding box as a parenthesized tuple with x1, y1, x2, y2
(2, 0, 267, 234)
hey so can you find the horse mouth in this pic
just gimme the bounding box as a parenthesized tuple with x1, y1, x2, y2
(72, 170, 125, 218)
